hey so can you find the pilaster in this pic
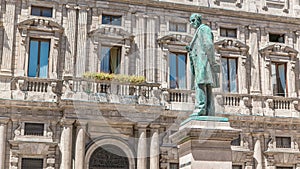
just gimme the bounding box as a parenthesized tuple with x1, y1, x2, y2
(1, 1, 16, 75)
(137, 123, 147, 169)
(75, 5, 89, 77)
(248, 25, 261, 94)
(74, 121, 86, 169)
(146, 16, 157, 82)
(59, 119, 74, 169)
(0, 117, 9, 169)
(64, 4, 77, 77)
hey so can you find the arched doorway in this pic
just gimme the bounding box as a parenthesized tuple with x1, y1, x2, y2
(89, 144, 129, 169)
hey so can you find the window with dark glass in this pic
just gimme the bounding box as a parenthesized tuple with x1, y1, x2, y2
(21, 158, 43, 169)
(231, 135, 241, 146)
(31, 6, 53, 17)
(102, 15, 122, 26)
(100, 46, 121, 74)
(170, 163, 179, 169)
(220, 27, 237, 38)
(269, 33, 285, 43)
(221, 57, 238, 93)
(276, 137, 291, 148)
(24, 123, 44, 136)
(169, 22, 187, 32)
(28, 39, 50, 78)
(169, 53, 187, 89)
(232, 165, 243, 169)
(277, 167, 293, 169)
(271, 62, 287, 97)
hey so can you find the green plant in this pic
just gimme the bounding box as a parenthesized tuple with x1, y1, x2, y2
(83, 72, 145, 84)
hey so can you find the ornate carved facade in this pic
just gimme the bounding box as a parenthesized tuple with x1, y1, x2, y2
(0, 0, 300, 169)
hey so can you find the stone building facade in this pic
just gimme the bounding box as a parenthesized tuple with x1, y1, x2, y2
(0, 0, 300, 169)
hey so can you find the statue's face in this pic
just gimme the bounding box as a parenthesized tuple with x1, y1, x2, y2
(190, 14, 201, 29)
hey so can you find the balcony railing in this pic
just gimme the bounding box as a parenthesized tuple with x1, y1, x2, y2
(2, 76, 299, 116)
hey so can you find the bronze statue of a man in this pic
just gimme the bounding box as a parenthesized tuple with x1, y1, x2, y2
(186, 13, 219, 116)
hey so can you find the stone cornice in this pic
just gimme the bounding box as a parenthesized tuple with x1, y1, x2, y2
(88, 26, 134, 40)
(157, 34, 193, 46)
(103, 0, 300, 25)
(18, 18, 64, 33)
(214, 38, 249, 55)
(259, 44, 298, 57)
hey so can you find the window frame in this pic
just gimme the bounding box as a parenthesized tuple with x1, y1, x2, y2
(21, 158, 44, 169)
(101, 14, 122, 26)
(24, 122, 45, 136)
(220, 27, 237, 38)
(28, 38, 51, 78)
(169, 22, 187, 32)
(269, 33, 285, 43)
(169, 52, 187, 89)
(271, 62, 288, 97)
(31, 6, 53, 17)
(221, 57, 238, 93)
(275, 136, 291, 148)
(99, 46, 122, 74)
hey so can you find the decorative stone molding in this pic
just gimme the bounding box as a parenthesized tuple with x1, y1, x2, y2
(215, 39, 249, 56)
(259, 44, 298, 57)
(18, 18, 64, 33)
(89, 26, 134, 41)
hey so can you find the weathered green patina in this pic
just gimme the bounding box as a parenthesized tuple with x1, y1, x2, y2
(186, 13, 220, 117)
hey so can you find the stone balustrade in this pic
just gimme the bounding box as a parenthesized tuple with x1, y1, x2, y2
(11, 76, 61, 102)
(1, 76, 299, 117)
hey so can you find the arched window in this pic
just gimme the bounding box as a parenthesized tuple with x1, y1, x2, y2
(89, 145, 129, 169)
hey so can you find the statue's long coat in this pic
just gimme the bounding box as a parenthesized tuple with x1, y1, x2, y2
(189, 24, 219, 87)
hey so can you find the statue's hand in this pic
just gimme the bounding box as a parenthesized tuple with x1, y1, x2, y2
(185, 45, 191, 52)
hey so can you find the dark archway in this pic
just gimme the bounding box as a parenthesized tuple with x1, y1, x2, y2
(89, 144, 129, 169)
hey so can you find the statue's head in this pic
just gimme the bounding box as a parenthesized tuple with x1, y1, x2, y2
(189, 13, 202, 29)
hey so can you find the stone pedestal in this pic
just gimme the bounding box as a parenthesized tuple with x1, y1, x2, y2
(170, 119, 240, 169)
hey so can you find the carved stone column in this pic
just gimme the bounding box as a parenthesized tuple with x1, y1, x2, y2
(59, 120, 73, 169)
(248, 25, 261, 94)
(137, 123, 148, 169)
(150, 132, 159, 169)
(1, 1, 16, 75)
(146, 17, 157, 82)
(0, 117, 9, 169)
(136, 14, 145, 77)
(253, 133, 263, 169)
(75, 122, 86, 169)
(75, 5, 89, 77)
(64, 4, 77, 77)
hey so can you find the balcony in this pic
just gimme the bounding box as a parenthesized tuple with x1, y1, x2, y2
(0, 76, 299, 117)
(11, 76, 61, 102)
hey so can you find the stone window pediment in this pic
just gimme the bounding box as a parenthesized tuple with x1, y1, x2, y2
(158, 34, 192, 46)
(215, 39, 249, 56)
(18, 18, 63, 33)
(259, 44, 298, 57)
(89, 26, 134, 41)
(158, 34, 193, 52)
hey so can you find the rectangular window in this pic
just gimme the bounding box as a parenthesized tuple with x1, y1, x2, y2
(102, 15, 122, 26)
(276, 137, 291, 148)
(28, 39, 50, 78)
(221, 57, 238, 93)
(21, 158, 43, 169)
(271, 62, 287, 97)
(170, 163, 179, 169)
(269, 33, 285, 43)
(31, 6, 53, 17)
(220, 27, 237, 38)
(232, 165, 243, 169)
(169, 53, 187, 89)
(100, 46, 121, 74)
(231, 135, 241, 146)
(169, 22, 187, 32)
(24, 123, 44, 136)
